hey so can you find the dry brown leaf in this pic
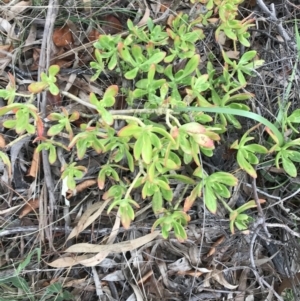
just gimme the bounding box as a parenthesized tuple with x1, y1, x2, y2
(206, 236, 225, 257)
(53, 25, 74, 47)
(106, 208, 120, 245)
(160, 1, 171, 13)
(19, 198, 39, 218)
(177, 270, 203, 277)
(276, 273, 300, 296)
(137, 7, 150, 27)
(167, 15, 175, 27)
(102, 15, 123, 35)
(46, 91, 62, 107)
(226, 51, 240, 59)
(47, 255, 90, 268)
(27, 148, 40, 178)
(235, 268, 249, 301)
(102, 270, 125, 281)
(67, 179, 97, 198)
(6, 1, 31, 21)
(78, 250, 111, 268)
(65, 231, 160, 254)
(0, 44, 13, 59)
(83, 209, 121, 268)
(217, 32, 227, 45)
(24, 24, 37, 48)
(204, 269, 238, 290)
(208, 18, 219, 24)
(88, 29, 101, 42)
(67, 200, 110, 241)
(63, 277, 88, 288)
(0, 204, 22, 215)
(51, 231, 160, 268)
(79, 233, 159, 267)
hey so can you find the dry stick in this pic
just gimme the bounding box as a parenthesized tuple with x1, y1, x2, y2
(38, 0, 59, 250)
(256, 0, 295, 48)
(252, 178, 270, 238)
(265, 223, 300, 238)
(0, 225, 151, 238)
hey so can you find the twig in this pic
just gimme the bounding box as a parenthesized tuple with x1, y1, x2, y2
(252, 178, 270, 238)
(38, 0, 59, 251)
(0, 225, 150, 238)
(256, 0, 295, 48)
(265, 223, 300, 238)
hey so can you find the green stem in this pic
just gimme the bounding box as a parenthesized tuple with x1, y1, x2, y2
(125, 171, 141, 199)
(112, 115, 145, 127)
(218, 197, 233, 213)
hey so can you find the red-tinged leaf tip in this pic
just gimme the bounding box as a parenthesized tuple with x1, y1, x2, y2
(49, 65, 60, 75)
(98, 178, 105, 190)
(28, 82, 48, 94)
(192, 133, 214, 148)
(121, 214, 131, 229)
(107, 85, 119, 95)
(183, 196, 195, 212)
(171, 126, 179, 139)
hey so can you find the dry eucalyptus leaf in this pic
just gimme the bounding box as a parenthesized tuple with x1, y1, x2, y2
(49, 232, 160, 268)
(102, 270, 125, 281)
(47, 254, 90, 268)
(19, 198, 39, 218)
(65, 231, 160, 253)
(67, 200, 110, 241)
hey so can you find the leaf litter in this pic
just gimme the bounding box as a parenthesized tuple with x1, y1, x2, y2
(0, 0, 300, 300)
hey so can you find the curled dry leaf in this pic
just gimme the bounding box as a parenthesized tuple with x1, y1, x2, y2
(204, 269, 238, 290)
(137, 7, 150, 27)
(66, 179, 97, 198)
(19, 198, 39, 218)
(27, 148, 40, 178)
